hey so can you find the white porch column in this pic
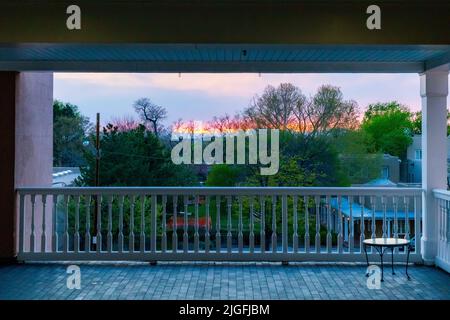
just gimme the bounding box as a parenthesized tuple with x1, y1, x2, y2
(15, 72, 53, 253)
(421, 65, 449, 265)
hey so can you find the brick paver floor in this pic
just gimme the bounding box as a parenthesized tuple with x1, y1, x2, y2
(0, 262, 449, 300)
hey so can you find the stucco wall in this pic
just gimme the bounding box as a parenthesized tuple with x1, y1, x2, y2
(406, 134, 450, 183)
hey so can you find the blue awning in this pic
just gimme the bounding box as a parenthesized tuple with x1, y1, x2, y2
(330, 197, 415, 220)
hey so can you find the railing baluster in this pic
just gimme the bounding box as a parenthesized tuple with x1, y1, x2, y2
(84, 195, 91, 252)
(151, 194, 157, 253)
(393, 196, 398, 238)
(52, 194, 58, 252)
(30, 194, 36, 253)
(369, 196, 376, 254)
(107, 195, 113, 253)
(172, 195, 178, 253)
(63, 195, 69, 252)
(441, 199, 444, 246)
(205, 196, 210, 253)
(304, 195, 310, 253)
(349, 196, 354, 254)
(370, 196, 376, 240)
(118, 195, 124, 253)
(249, 197, 255, 253)
(446, 199, 450, 243)
(41, 194, 47, 252)
(326, 195, 332, 253)
(444, 199, 447, 242)
(441, 199, 445, 242)
(438, 199, 442, 246)
(359, 195, 365, 253)
(391, 195, 398, 253)
(161, 195, 167, 253)
(282, 195, 288, 253)
(337, 195, 343, 253)
(129, 195, 135, 253)
(443, 198, 447, 243)
(271, 195, 277, 253)
(260, 196, 265, 253)
(382, 195, 387, 238)
(194, 195, 200, 253)
(443, 199, 447, 242)
(446, 200, 449, 245)
(315, 196, 321, 253)
(293, 195, 298, 253)
(19, 194, 25, 254)
(140, 195, 146, 252)
(183, 195, 189, 253)
(238, 196, 243, 253)
(216, 195, 221, 253)
(227, 196, 232, 253)
(96, 195, 102, 253)
(74, 195, 80, 253)
(404, 196, 410, 240)
(441, 199, 445, 243)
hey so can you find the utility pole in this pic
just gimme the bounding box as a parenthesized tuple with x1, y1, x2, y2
(95, 113, 100, 188)
(93, 113, 100, 249)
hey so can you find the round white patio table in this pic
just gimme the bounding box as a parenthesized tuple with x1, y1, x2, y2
(363, 238, 412, 282)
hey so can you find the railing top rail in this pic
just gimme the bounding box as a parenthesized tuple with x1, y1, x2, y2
(16, 186, 424, 196)
(433, 189, 450, 201)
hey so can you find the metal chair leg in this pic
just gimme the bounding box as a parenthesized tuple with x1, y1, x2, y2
(364, 244, 370, 277)
(391, 247, 395, 275)
(406, 245, 411, 280)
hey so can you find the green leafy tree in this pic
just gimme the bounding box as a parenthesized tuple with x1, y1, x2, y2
(241, 84, 359, 187)
(277, 132, 348, 186)
(245, 131, 348, 187)
(332, 129, 383, 184)
(206, 164, 241, 186)
(361, 102, 413, 159)
(411, 111, 422, 135)
(53, 100, 91, 166)
(267, 155, 317, 186)
(76, 124, 198, 187)
(412, 110, 450, 135)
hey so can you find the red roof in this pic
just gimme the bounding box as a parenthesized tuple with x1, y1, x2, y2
(167, 216, 212, 229)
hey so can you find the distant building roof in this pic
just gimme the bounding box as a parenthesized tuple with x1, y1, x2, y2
(330, 197, 415, 220)
(362, 178, 397, 187)
(52, 167, 81, 187)
(382, 153, 401, 162)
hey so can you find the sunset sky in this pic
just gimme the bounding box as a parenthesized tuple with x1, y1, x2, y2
(54, 73, 444, 127)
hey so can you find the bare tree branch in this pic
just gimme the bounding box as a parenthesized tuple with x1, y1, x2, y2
(133, 97, 167, 137)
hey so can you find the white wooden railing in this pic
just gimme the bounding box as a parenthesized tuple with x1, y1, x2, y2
(16, 187, 423, 262)
(433, 189, 450, 272)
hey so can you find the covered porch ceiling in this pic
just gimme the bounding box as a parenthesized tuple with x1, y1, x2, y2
(0, 44, 449, 73)
(0, 1, 449, 73)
